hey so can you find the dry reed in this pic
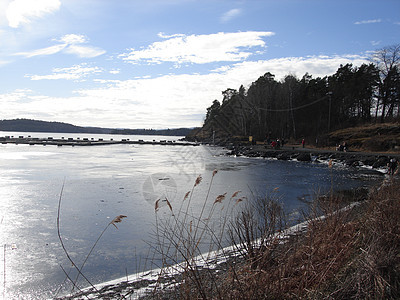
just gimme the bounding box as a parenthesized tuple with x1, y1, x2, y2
(149, 176, 400, 300)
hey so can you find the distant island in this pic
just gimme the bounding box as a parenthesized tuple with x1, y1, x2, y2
(0, 119, 197, 137)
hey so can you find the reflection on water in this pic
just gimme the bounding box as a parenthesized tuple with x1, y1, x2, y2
(0, 132, 377, 299)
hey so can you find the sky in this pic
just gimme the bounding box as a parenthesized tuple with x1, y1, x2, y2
(0, 0, 399, 129)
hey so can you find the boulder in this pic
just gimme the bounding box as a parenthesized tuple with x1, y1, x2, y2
(277, 153, 290, 160)
(297, 153, 312, 162)
(360, 156, 376, 166)
(345, 158, 359, 167)
(372, 157, 389, 168)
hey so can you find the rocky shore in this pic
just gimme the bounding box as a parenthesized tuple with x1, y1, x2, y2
(225, 144, 400, 175)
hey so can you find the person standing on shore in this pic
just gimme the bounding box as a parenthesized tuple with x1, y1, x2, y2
(302, 138, 305, 148)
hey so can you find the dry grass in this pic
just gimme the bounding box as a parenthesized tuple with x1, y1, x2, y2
(328, 178, 400, 299)
(327, 122, 400, 152)
(58, 172, 400, 299)
(150, 175, 400, 299)
(148, 171, 239, 299)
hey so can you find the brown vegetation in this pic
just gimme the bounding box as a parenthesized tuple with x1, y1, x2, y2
(150, 176, 400, 299)
(328, 122, 400, 152)
(60, 173, 399, 299)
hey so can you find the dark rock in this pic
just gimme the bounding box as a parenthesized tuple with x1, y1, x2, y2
(334, 153, 346, 161)
(262, 151, 278, 158)
(360, 169, 385, 176)
(297, 153, 312, 162)
(360, 156, 376, 166)
(345, 158, 359, 167)
(277, 153, 289, 160)
(247, 151, 260, 157)
(372, 157, 389, 168)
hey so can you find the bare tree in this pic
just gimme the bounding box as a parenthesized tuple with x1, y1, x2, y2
(371, 44, 400, 76)
(371, 44, 400, 121)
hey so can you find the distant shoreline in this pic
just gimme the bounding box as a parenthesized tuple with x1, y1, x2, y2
(0, 118, 197, 137)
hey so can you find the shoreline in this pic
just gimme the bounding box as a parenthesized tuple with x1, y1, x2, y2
(59, 194, 382, 300)
(57, 158, 393, 299)
(57, 204, 346, 300)
(53, 144, 398, 299)
(224, 144, 400, 175)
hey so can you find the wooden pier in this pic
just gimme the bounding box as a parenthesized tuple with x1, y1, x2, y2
(0, 136, 199, 147)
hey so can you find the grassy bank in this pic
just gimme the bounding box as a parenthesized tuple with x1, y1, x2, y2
(327, 122, 400, 152)
(147, 177, 400, 299)
(62, 175, 399, 299)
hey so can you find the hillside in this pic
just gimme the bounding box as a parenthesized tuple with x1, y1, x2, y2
(0, 119, 109, 134)
(326, 122, 400, 152)
(0, 119, 195, 137)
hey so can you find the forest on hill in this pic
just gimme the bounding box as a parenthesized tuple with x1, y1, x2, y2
(0, 119, 193, 137)
(189, 44, 400, 146)
(0, 119, 109, 134)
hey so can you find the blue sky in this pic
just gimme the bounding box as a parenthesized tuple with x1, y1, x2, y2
(0, 0, 399, 129)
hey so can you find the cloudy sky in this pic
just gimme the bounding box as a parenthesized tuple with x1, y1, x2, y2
(0, 0, 399, 129)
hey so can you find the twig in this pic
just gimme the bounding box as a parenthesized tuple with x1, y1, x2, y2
(59, 264, 89, 299)
(71, 221, 113, 293)
(56, 180, 99, 294)
(3, 244, 5, 300)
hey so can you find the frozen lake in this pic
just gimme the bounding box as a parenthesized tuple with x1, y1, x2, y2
(0, 131, 376, 299)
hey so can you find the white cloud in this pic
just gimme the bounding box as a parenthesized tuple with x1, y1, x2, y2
(14, 44, 66, 57)
(6, 0, 61, 28)
(57, 34, 88, 44)
(25, 64, 103, 81)
(220, 8, 241, 23)
(354, 19, 382, 25)
(157, 32, 185, 39)
(0, 59, 11, 66)
(216, 55, 369, 82)
(0, 54, 369, 129)
(64, 45, 106, 58)
(120, 31, 274, 64)
(0, 89, 33, 103)
(13, 34, 105, 58)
